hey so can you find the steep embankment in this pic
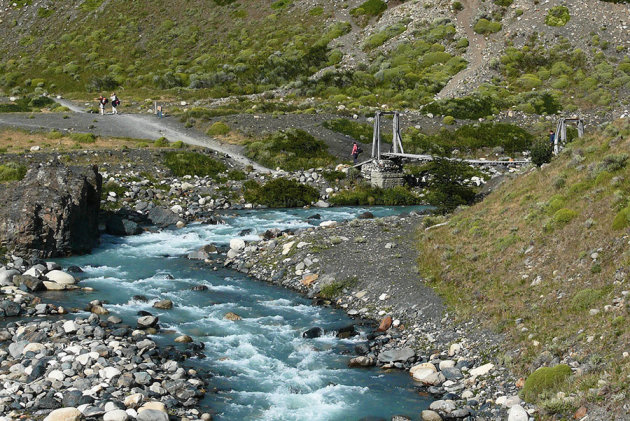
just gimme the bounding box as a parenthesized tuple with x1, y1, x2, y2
(417, 119, 630, 418)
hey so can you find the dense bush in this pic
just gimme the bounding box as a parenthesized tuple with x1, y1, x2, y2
(350, 0, 387, 17)
(520, 365, 572, 402)
(243, 178, 319, 207)
(329, 185, 422, 206)
(70, 133, 97, 144)
(207, 121, 230, 136)
(154, 137, 169, 147)
(0, 162, 27, 183)
(405, 123, 533, 155)
(245, 128, 336, 171)
(362, 24, 406, 50)
(545, 6, 570, 27)
(474, 19, 502, 35)
(163, 151, 227, 178)
(570, 289, 603, 311)
(422, 158, 479, 213)
(424, 92, 505, 119)
(530, 138, 553, 166)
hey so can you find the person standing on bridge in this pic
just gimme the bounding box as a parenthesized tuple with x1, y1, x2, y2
(351, 141, 359, 164)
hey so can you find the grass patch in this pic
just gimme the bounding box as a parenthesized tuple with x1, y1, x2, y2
(243, 177, 319, 208)
(350, 0, 387, 17)
(319, 276, 359, 299)
(520, 365, 572, 403)
(0, 162, 27, 182)
(207, 121, 230, 136)
(245, 128, 336, 171)
(163, 151, 227, 178)
(69, 132, 97, 144)
(329, 185, 422, 206)
(545, 6, 570, 27)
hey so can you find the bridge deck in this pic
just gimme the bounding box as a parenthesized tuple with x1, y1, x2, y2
(382, 153, 529, 166)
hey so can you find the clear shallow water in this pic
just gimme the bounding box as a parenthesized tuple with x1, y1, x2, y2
(50, 206, 431, 420)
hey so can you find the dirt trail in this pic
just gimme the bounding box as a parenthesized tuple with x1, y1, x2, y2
(435, 0, 486, 100)
(0, 99, 271, 173)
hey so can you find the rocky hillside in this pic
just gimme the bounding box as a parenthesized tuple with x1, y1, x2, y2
(1, 0, 629, 120)
(417, 118, 630, 418)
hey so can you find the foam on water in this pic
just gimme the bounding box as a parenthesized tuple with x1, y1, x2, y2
(50, 206, 431, 420)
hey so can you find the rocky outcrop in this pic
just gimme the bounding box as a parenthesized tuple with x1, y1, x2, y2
(0, 163, 101, 257)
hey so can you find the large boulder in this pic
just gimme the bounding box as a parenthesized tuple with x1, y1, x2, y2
(0, 164, 101, 257)
(105, 215, 143, 236)
(147, 207, 180, 228)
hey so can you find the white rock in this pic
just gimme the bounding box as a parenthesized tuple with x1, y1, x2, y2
(124, 393, 144, 408)
(76, 354, 92, 365)
(100, 366, 122, 379)
(430, 399, 456, 413)
(104, 410, 129, 421)
(44, 408, 82, 421)
(297, 242, 309, 249)
(507, 405, 529, 421)
(48, 369, 65, 381)
(319, 220, 337, 228)
(469, 363, 494, 377)
(229, 238, 246, 251)
(314, 200, 330, 208)
(44, 281, 66, 290)
(63, 320, 78, 334)
(378, 293, 389, 300)
(170, 205, 183, 214)
(45, 270, 76, 285)
(23, 342, 46, 354)
(282, 241, 295, 256)
(448, 343, 461, 356)
(439, 360, 456, 370)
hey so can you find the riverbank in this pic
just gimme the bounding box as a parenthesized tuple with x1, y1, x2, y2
(222, 212, 532, 420)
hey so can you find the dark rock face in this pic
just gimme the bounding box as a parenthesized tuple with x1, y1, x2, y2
(0, 164, 102, 257)
(147, 206, 180, 227)
(302, 327, 324, 339)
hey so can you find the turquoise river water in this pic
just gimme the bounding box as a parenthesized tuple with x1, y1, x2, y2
(46, 206, 432, 420)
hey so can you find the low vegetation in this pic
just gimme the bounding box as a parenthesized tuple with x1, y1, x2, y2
(329, 184, 422, 206)
(243, 177, 320, 207)
(245, 128, 336, 171)
(0, 162, 27, 182)
(163, 151, 227, 178)
(417, 120, 630, 416)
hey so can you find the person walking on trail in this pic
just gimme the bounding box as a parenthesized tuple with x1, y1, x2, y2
(110, 93, 120, 115)
(96, 95, 108, 115)
(549, 130, 555, 147)
(351, 141, 359, 164)
(157, 105, 163, 119)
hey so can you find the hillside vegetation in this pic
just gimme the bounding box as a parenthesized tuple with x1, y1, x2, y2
(1, 0, 629, 119)
(418, 119, 630, 416)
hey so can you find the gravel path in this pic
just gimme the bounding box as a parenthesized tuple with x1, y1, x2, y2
(0, 102, 271, 173)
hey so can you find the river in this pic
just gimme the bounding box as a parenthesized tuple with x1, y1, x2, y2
(46, 206, 431, 420)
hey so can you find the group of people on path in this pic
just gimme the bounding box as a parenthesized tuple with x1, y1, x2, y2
(96, 93, 120, 115)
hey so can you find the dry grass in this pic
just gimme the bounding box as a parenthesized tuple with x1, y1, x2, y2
(417, 120, 630, 414)
(0, 128, 162, 153)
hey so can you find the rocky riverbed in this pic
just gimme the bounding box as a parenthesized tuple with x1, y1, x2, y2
(217, 213, 534, 421)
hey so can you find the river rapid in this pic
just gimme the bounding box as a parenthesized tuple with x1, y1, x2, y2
(46, 206, 431, 420)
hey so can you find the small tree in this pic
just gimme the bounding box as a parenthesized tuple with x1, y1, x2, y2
(531, 138, 553, 166)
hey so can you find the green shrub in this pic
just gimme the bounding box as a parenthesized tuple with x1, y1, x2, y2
(362, 24, 406, 50)
(531, 138, 553, 166)
(47, 129, 63, 139)
(323, 118, 390, 143)
(474, 19, 502, 35)
(0, 162, 27, 183)
(329, 185, 422, 206)
(207, 121, 230, 136)
(70, 132, 96, 144)
(551, 208, 578, 228)
(163, 151, 227, 178)
(452, 1, 464, 11)
(0, 97, 31, 112)
(245, 128, 336, 171)
(227, 169, 247, 181)
(494, 0, 513, 6)
(424, 92, 504, 119)
(81, 0, 104, 12)
(28, 96, 55, 108)
(243, 178, 319, 208)
(545, 6, 570, 27)
(520, 365, 572, 402)
(570, 288, 603, 311)
(322, 170, 346, 183)
(154, 137, 169, 147)
(442, 115, 455, 125)
(172, 140, 184, 149)
(424, 158, 478, 213)
(612, 206, 630, 230)
(350, 0, 387, 17)
(319, 276, 359, 299)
